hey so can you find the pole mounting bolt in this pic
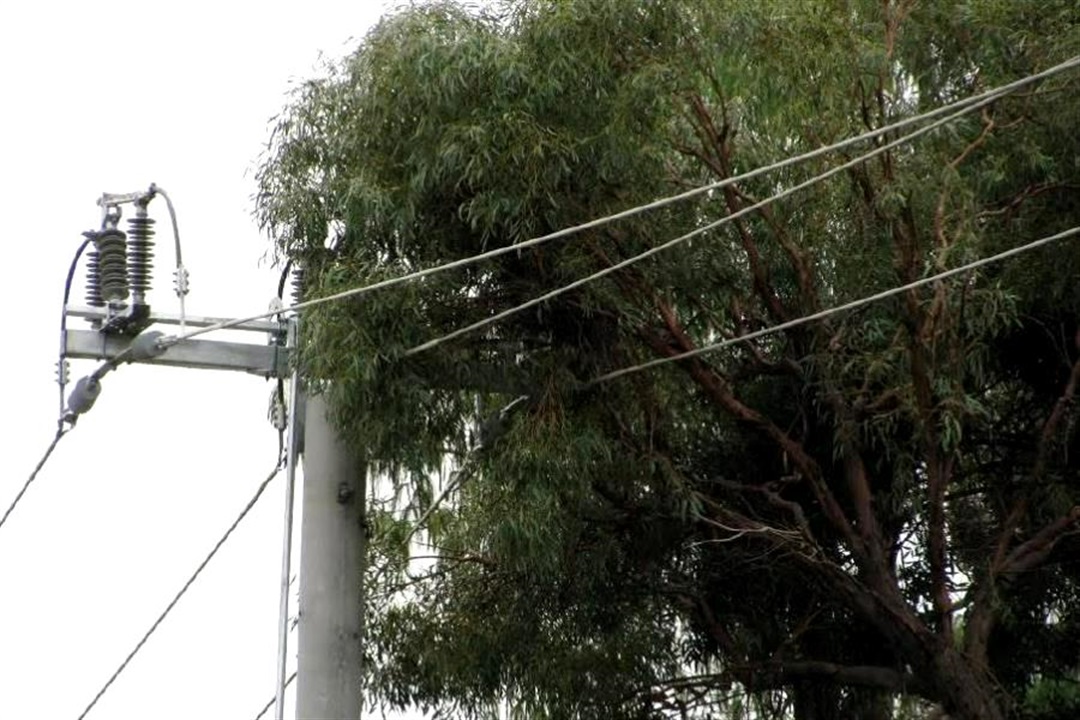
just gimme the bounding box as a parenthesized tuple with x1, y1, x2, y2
(336, 483, 355, 505)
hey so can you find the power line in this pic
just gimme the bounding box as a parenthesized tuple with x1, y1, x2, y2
(154, 56, 1080, 350)
(76, 457, 285, 720)
(402, 80, 1018, 356)
(146, 184, 191, 336)
(58, 235, 94, 417)
(254, 671, 297, 720)
(588, 225, 1080, 386)
(0, 427, 69, 534)
(4, 234, 99, 536)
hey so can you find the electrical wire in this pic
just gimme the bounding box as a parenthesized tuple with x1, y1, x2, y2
(148, 184, 189, 336)
(588, 225, 1080, 386)
(76, 455, 286, 720)
(245, 229, 1076, 720)
(152, 56, 1080, 351)
(254, 671, 297, 720)
(58, 236, 94, 417)
(401, 82, 1015, 357)
(0, 427, 70, 534)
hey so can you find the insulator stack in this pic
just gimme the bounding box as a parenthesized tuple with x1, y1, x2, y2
(291, 265, 306, 306)
(94, 229, 130, 303)
(127, 214, 155, 301)
(86, 247, 104, 306)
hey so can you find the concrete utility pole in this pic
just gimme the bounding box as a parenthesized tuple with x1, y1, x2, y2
(297, 393, 366, 720)
(275, 320, 302, 720)
(63, 189, 367, 720)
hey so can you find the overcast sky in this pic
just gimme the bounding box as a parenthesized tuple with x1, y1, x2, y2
(0, 2, 394, 718)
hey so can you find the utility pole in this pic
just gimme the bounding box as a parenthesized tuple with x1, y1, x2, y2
(297, 393, 366, 719)
(62, 188, 366, 720)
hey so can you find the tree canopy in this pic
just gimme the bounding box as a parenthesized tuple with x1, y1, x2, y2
(256, 1, 1080, 718)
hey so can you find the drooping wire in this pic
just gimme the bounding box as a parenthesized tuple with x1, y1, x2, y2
(254, 671, 297, 720)
(149, 56, 1080, 350)
(1, 236, 93, 535)
(588, 225, 1080, 386)
(0, 428, 70, 534)
(58, 236, 94, 419)
(147, 184, 189, 336)
(76, 453, 286, 720)
(401, 81, 1016, 357)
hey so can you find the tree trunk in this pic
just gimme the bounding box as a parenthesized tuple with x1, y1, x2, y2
(928, 647, 1006, 720)
(829, 565, 1006, 720)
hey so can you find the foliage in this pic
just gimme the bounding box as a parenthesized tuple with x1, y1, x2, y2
(257, 1, 1080, 718)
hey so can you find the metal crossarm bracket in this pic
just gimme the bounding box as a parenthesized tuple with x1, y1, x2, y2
(64, 307, 289, 377)
(64, 329, 289, 377)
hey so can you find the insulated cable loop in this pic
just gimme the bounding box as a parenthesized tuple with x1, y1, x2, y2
(147, 184, 189, 335)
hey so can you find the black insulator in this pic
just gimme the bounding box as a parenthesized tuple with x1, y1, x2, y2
(86, 248, 104, 307)
(127, 214, 155, 298)
(94, 228, 129, 303)
(291, 265, 306, 305)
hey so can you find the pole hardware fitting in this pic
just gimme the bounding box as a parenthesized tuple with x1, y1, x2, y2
(97, 189, 155, 212)
(55, 359, 70, 387)
(83, 187, 161, 337)
(84, 220, 152, 336)
(268, 388, 287, 431)
(336, 483, 355, 505)
(128, 330, 168, 361)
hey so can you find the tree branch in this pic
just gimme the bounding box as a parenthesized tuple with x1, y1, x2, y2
(967, 345, 1080, 662)
(1000, 506, 1080, 577)
(641, 302, 863, 559)
(684, 93, 789, 324)
(737, 660, 922, 694)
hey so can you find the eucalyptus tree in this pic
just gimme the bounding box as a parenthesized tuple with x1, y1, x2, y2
(256, 1, 1080, 718)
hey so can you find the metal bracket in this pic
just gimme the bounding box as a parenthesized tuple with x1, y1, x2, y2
(67, 305, 282, 335)
(64, 329, 290, 378)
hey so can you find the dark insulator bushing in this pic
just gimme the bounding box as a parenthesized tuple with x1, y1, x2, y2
(291, 265, 306, 306)
(94, 228, 129, 303)
(127, 214, 156, 299)
(86, 248, 104, 307)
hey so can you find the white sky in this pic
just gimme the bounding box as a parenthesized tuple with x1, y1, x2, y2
(0, 2, 397, 718)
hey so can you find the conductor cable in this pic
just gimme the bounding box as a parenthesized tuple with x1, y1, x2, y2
(76, 454, 286, 720)
(150, 57, 1079, 350)
(588, 226, 1080, 385)
(0, 427, 70, 534)
(402, 82, 1013, 356)
(148, 184, 189, 335)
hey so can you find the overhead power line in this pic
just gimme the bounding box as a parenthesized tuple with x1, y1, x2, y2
(76, 456, 285, 720)
(0, 427, 70, 534)
(403, 81, 1015, 356)
(1, 234, 99, 537)
(254, 671, 297, 720)
(153, 55, 1079, 350)
(588, 225, 1080, 386)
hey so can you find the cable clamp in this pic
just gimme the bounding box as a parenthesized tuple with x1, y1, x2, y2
(173, 266, 190, 297)
(55, 359, 70, 387)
